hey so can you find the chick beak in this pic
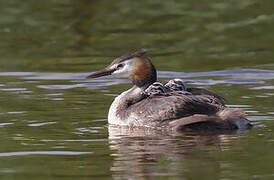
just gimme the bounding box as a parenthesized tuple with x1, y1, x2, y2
(86, 68, 115, 79)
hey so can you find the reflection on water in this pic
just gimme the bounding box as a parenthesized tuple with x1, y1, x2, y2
(108, 125, 248, 179)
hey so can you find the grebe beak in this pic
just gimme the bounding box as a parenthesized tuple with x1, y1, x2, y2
(86, 68, 116, 79)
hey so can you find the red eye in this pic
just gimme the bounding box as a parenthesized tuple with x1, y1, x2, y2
(117, 64, 124, 69)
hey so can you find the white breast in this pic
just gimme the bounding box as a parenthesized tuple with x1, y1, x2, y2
(108, 90, 129, 126)
(108, 87, 144, 126)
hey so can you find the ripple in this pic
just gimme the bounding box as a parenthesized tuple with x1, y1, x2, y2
(75, 128, 99, 134)
(248, 116, 274, 121)
(227, 105, 251, 108)
(50, 98, 64, 101)
(185, 79, 263, 85)
(0, 72, 34, 77)
(250, 86, 274, 90)
(37, 84, 84, 90)
(21, 91, 32, 94)
(0, 122, 13, 127)
(13, 136, 34, 141)
(23, 73, 85, 80)
(206, 14, 274, 32)
(45, 93, 64, 96)
(0, 88, 27, 91)
(37, 81, 128, 90)
(7, 111, 25, 114)
(0, 168, 16, 173)
(28, 122, 57, 127)
(256, 95, 269, 98)
(40, 139, 107, 142)
(0, 151, 93, 157)
(159, 69, 274, 79)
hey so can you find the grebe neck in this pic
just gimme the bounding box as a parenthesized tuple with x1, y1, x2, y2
(108, 85, 146, 125)
(118, 85, 146, 108)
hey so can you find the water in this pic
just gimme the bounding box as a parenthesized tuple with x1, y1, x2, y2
(0, 0, 274, 179)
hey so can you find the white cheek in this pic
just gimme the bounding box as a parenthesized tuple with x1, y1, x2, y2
(112, 65, 132, 77)
(112, 60, 135, 78)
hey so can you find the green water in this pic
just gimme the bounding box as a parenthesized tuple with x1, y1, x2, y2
(0, 0, 274, 179)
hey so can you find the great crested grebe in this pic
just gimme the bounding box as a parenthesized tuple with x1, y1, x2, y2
(87, 49, 252, 131)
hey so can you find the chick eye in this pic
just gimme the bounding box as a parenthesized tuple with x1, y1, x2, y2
(117, 64, 124, 69)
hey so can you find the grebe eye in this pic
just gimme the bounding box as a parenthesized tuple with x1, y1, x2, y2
(117, 64, 124, 69)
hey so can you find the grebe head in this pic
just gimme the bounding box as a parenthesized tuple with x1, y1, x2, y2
(87, 49, 157, 88)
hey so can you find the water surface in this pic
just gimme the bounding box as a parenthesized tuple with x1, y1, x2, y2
(0, 0, 274, 179)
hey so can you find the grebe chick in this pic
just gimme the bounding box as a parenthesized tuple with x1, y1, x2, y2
(143, 82, 168, 96)
(164, 79, 187, 91)
(86, 49, 252, 131)
(144, 81, 190, 97)
(164, 78, 225, 104)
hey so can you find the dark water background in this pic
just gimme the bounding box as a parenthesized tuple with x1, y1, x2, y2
(0, 0, 274, 179)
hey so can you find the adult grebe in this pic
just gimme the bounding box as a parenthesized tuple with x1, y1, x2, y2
(87, 49, 252, 131)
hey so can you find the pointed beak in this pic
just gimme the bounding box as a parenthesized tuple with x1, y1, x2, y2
(86, 68, 116, 79)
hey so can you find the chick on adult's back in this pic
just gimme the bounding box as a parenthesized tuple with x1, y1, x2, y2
(87, 49, 252, 131)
